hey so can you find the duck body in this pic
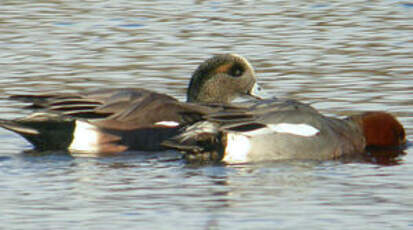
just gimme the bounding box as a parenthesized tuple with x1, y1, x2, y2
(163, 99, 406, 164)
(1, 88, 192, 153)
(222, 107, 364, 162)
(0, 54, 264, 154)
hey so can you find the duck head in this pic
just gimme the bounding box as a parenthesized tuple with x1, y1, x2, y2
(187, 54, 265, 103)
(350, 112, 406, 147)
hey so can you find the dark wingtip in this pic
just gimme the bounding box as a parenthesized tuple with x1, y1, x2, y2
(162, 128, 225, 164)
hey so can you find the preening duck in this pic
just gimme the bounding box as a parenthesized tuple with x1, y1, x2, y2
(163, 98, 406, 164)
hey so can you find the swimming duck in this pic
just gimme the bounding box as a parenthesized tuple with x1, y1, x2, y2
(0, 54, 265, 154)
(163, 98, 406, 163)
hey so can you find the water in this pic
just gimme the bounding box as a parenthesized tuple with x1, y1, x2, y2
(0, 0, 412, 229)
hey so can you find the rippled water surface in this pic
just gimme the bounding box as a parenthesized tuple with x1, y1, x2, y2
(0, 1, 412, 229)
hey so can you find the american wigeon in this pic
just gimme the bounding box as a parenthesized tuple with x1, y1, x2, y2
(0, 54, 265, 154)
(163, 98, 406, 164)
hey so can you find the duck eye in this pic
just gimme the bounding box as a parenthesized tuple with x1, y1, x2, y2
(228, 63, 245, 77)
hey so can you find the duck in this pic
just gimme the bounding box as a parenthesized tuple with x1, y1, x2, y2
(0, 54, 265, 155)
(162, 98, 406, 164)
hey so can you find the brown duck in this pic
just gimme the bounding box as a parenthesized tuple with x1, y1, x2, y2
(0, 54, 265, 155)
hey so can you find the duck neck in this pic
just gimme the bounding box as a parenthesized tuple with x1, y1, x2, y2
(186, 77, 233, 103)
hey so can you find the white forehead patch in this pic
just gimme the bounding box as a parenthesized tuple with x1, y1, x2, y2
(154, 121, 180, 127)
(242, 123, 319, 137)
(223, 133, 251, 164)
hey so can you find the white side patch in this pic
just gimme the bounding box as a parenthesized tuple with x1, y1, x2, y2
(222, 133, 251, 164)
(242, 123, 319, 137)
(68, 120, 100, 154)
(154, 121, 180, 127)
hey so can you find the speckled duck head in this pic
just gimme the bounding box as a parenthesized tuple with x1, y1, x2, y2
(186, 54, 265, 104)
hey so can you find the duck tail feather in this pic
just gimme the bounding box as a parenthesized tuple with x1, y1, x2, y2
(0, 117, 75, 151)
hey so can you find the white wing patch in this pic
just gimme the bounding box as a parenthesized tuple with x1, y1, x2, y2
(154, 121, 180, 127)
(222, 133, 251, 164)
(270, 123, 319, 136)
(242, 123, 319, 137)
(68, 120, 100, 154)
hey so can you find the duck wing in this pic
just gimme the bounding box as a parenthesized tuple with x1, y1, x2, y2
(9, 88, 177, 120)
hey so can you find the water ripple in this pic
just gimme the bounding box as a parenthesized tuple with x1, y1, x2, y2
(0, 0, 412, 229)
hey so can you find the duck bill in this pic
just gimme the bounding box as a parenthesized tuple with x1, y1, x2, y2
(248, 82, 268, 99)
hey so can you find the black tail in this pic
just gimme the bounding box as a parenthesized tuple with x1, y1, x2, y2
(0, 114, 75, 151)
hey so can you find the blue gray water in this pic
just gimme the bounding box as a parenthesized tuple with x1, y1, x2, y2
(0, 1, 412, 229)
